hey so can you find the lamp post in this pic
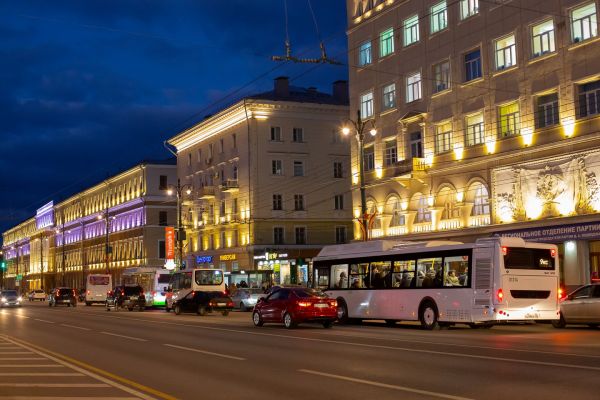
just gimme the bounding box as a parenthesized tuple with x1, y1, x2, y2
(166, 179, 192, 270)
(343, 109, 377, 241)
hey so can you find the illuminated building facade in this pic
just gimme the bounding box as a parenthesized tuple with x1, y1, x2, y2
(346, 0, 600, 287)
(2, 160, 177, 291)
(168, 77, 351, 286)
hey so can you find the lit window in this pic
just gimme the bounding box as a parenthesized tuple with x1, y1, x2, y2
(382, 83, 396, 110)
(460, 0, 479, 20)
(532, 20, 555, 57)
(498, 102, 520, 137)
(435, 121, 452, 154)
(360, 92, 374, 118)
(406, 72, 422, 103)
(577, 80, 600, 118)
(364, 145, 375, 171)
(380, 28, 394, 57)
(433, 60, 450, 93)
(494, 34, 516, 70)
(571, 2, 598, 43)
(417, 195, 431, 223)
(431, 2, 447, 33)
(535, 93, 559, 128)
(359, 41, 372, 66)
(465, 112, 484, 146)
(384, 140, 398, 166)
(403, 15, 420, 46)
(473, 183, 490, 215)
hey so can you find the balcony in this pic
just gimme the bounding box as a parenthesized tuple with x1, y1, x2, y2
(412, 221, 432, 233)
(198, 186, 216, 199)
(469, 214, 490, 227)
(220, 179, 239, 193)
(391, 157, 427, 180)
(439, 218, 462, 231)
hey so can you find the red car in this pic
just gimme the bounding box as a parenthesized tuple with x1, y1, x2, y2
(252, 287, 337, 329)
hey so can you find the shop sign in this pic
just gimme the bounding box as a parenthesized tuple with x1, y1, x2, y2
(196, 256, 213, 263)
(165, 227, 175, 260)
(494, 221, 600, 243)
(16, 274, 23, 281)
(220, 254, 237, 261)
(253, 252, 289, 260)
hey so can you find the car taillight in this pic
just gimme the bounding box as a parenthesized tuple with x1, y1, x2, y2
(497, 288, 504, 302)
(501, 246, 508, 256)
(297, 301, 311, 307)
(329, 300, 337, 307)
(227, 302, 234, 307)
(73, 290, 77, 296)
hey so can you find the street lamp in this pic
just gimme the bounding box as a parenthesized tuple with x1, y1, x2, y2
(343, 109, 377, 241)
(97, 212, 116, 274)
(166, 178, 192, 270)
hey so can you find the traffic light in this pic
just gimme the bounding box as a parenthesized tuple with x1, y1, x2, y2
(0, 261, 6, 270)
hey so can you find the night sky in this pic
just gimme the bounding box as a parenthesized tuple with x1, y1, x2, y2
(0, 0, 348, 235)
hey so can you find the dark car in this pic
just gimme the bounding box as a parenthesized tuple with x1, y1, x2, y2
(173, 290, 233, 316)
(106, 285, 146, 312)
(553, 283, 600, 329)
(1, 290, 23, 308)
(77, 288, 86, 303)
(252, 287, 337, 329)
(48, 287, 77, 307)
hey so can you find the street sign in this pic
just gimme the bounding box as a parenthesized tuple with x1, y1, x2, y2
(16, 274, 23, 281)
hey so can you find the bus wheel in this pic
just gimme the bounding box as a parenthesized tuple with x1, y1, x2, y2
(336, 299, 350, 324)
(419, 301, 439, 330)
(385, 319, 396, 327)
(552, 313, 566, 329)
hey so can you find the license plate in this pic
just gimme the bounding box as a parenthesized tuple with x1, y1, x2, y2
(315, 303, 328, 308)
(217, 303, 226, 306)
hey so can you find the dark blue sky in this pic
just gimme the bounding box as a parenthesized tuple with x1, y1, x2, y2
(0, 0, 348, 235)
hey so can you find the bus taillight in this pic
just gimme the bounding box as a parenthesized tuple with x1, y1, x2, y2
(551, 248, 556, 258)
(558, 287, 566, 300)
(501, 247, 508, 256)
(497, 288, 504, 302)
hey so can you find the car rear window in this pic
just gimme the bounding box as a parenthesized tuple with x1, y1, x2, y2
(294, 288, 328, 298)
(124, 286, 142, 295)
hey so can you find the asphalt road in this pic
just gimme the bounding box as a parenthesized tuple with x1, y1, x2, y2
(0, 301, 599, 400)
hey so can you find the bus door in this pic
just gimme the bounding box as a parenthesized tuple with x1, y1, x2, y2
(170, 271, 193, 306)
(473, 247, 493, 308)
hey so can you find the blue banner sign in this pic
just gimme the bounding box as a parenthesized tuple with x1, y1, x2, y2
(196, 256, 213, 263)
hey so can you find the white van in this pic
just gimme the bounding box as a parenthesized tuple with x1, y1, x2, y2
(85, 274, 112, 305)
(122, 267, 171, 307)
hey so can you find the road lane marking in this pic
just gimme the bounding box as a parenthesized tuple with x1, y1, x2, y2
(0, 357, 46, 360)
(299, 369, 474, 400)
(100, 332, 147, 342)
(0, 351, 33, 354)
(0, 397, 141, 400)
(2, 335, 176, 400)
(163, 343, 246, 361)
(60, 323, 91, 331)
(0, 372, 84, 376)
(0, 383, 110, 388)
(0, 364, 64, 368)
(34, 318, 55, 324)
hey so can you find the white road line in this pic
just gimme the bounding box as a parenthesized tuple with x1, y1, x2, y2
(99, 332, 147, 342)
(0, 397, 141, 400)
(34, 318, 55, 324)
(0, 383, 110, 388)
(0, 351, 33, 354)
(60, 323, 91, 331)
(0, 357, 46, 360)
(163, 343, 245, 361)
(0, 372, 84, 376)
(0, 365, 64, 368)
(299, 369, 474, 400)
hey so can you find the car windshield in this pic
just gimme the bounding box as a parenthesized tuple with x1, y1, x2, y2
(294, 288, 328, 298)
(2, 291, 18, 296)
(194, 270, 223, 286)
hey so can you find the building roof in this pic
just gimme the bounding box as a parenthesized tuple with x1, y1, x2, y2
(248, 85, 348, 106)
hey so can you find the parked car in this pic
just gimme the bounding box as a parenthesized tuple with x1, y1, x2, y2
(553, 283, 600, 328)
(48, 287, 77, 307)
(28, 289, 46, 301)
(105, 285, 146, 312)
(173, 291, 233, 316)
(252, 287, 337, 329)
(230, 288, 265, 311)
(0, 290, 23, 308)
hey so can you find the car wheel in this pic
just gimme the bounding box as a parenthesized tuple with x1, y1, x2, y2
(283, 312, 296, 329)
(222, 310, 229, 316)
(385, 319, 396, 327)
(67, 303, 71, 307)
(105, 302, 110, 311)
(197, 305, 207, 316)
(48, 302, 52, 307)
(419, 301, 439, 330)
(128, 307, 133, 312)
(174, 304, 181, 315)
(552, 313, 566, 329)
(72, 302, 77, 308)
(252, 311, 264, 327)
(588, 324, 599, 329)
(323, 320, 333, 329)
(240, 302, 247, 312)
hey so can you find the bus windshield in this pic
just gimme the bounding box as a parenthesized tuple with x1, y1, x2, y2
(504, 248, 555, 270)
(194, 270, 223, 286)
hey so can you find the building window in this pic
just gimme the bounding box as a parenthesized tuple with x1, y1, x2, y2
(465, 112, 484, 146)
(295, 227, 307, 245)
(410, 131, 423, 158)
(382, 83, 396, 110)
(384, 140, 398, 166)
(578, 80, 600, 118)
(219, 138, 224, 153)
(196, 149, 202, 163)
(232, 165, 238, 180)
(232, 198, 238, 215)
(359, 40, 372, 66)
(435, 121, 452, 154)
(272, 160, 283, 175)
(498, 102, 520, 137)
(293, 161, 305, 177)
(159, 175, 168, 190)
(335, 226, 347, 244)
(571, 2, 597, 43)
(417, 196, 431, 223)
(272, 194, 283, 210)
(465, 49, 482, 81)
(159, 211, 168, 226)
(270, 126, 282, 141)
(274, 227, 284, 245)
(433, 60, 450, 93)
(460, 0, 479, 20)
(532, 19, 555, 57)
(187, 153, 192, 166)
(364, 145, 375, 171)
(536, 93, 559, 128)
(403, 15, 419, 46)
(232, 133, 237, 148)
(495, 34, 516, 70)
(406, 72, 422, 103)
(473, 183, 490, 215)
(294, 194, 305, 211)
(431, 2, 447, 33)
(158, 240, 165, 259)
(334, 194, 344, 210)
(293, 127, 304, 142)
(360, 91, 374, 118)
(333, 161, 343, 178)
(380, 28, 394, 57)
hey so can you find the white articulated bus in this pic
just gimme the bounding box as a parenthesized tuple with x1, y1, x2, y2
(121, 267, 171, 307)
(312, 237, 560, 329)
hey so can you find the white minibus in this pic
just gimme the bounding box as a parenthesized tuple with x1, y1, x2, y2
(85, 274, 112, 305)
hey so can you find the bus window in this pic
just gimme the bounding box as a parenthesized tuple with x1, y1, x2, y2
(417, 258, 442, 288)
(444, 255, 469, 287)
(182, 272, 192, 289)
(350, 263, 368, 288)
(393, 260, 415, 288)
(331, 264, 349, 289)
(315, 267, 330, 289)
(369, 261, 391, 289)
